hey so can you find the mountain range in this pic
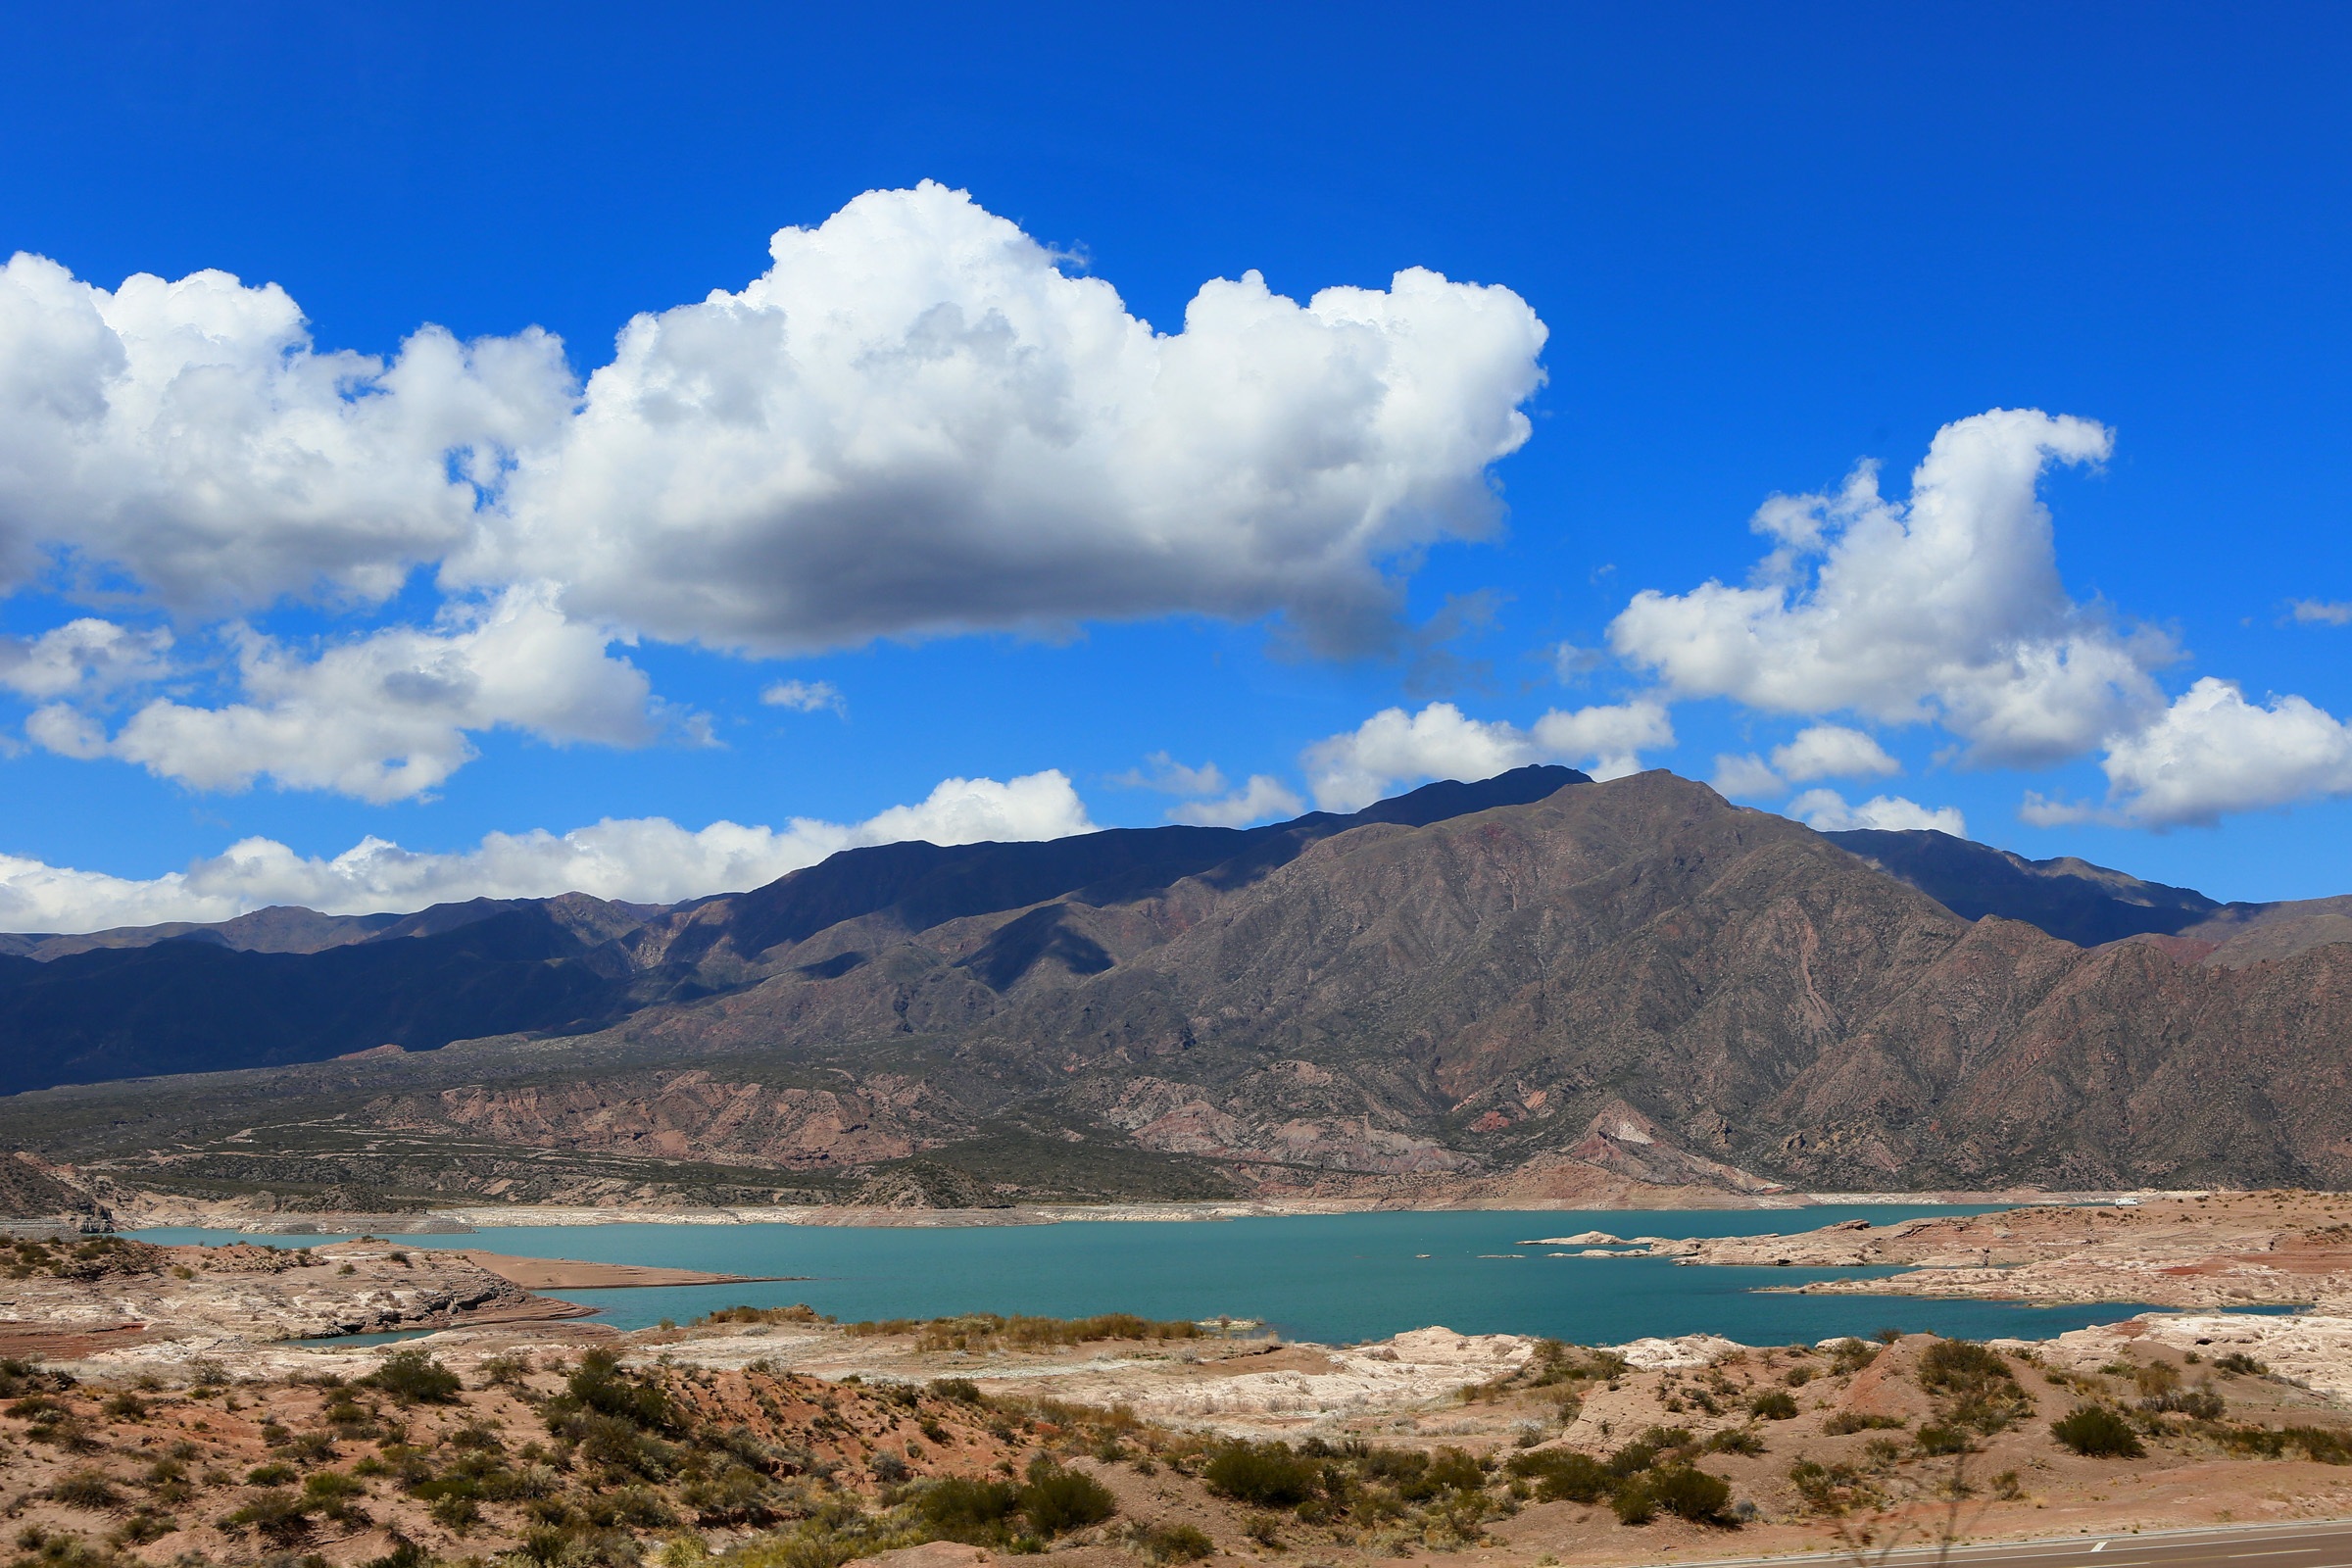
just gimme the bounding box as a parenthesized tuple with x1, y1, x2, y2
(4, 767, 2350, 1212)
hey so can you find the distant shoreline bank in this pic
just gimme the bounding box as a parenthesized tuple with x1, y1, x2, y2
(118, 1188, 2210, 1236)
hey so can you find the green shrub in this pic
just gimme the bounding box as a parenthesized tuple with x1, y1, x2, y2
(362, 1349, 461, 1404)
(365, 1534, 429, 1568)
(2142, 1387, 2226, 1420)
(1917, 1340, 2008, 1393)
(49, 1471, 120, 1509)
(2051, 1404, 2144, 1458)
(1610, 1477, 1655, 1525)
(1917, 1338, 2032, 1433)
(920, 1477, 1020, 1543)
(2215, 1352, 2268, 1376)
(1822, 1411, 1904, 1435)
(930, 1378, 983, 1403)
(246, 1462, 298, 1487)
(1202, 1442, 1320, 1508)
(2220, 1425, 2352, 1464)
(1914, 1425, 1970, 1455)
(1134, 1522, 1213, 1562)
(1827, 1340, 1879, 1376)
(1749, 1390, 1798, 1420)
(1019, 1461, 1115, 1537)
(1605, 1425, 1692, 1478)
(1505, 1448, 1611, 1503)
(1647, 1465, 1734, 1524)
(222, 1487, 315, 1544)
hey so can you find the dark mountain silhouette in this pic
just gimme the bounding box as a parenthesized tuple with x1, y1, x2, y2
(0, 766, 1588, 1096)
(1822, 828, 2223, 946)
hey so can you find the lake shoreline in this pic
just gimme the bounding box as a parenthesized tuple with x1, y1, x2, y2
(124, 1188, 2203, 1235)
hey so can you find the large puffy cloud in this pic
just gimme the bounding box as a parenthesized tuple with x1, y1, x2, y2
(1713, 723, 1900, 798)
(2026, 677, 2352, 828)
(1609, 410, 2166, 768)
(29, 588, 665, 802)
(460, 182, 1548, 655)
(0, 253, 571, 610)
(1300, 698, 1673, 811)
(1788, 788, 1966, 836)
(0, 618, 172, 699)
(0, 186, 1549, 807)
(0, 770, 1095, 932)
(1170, 774, 1306, 828)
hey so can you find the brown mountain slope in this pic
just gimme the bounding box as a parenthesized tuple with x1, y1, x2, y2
(335, 770, 2352, 1197)
(11, 769, 2351, 1205)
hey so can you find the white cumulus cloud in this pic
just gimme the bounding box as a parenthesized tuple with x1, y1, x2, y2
(1788, 788, 1966, 836)
(0, 769, 1097, 932)
(2026, 676, 2352, 828)
(2290, 600, 2352, 626)
(1771, 723, 1900, 783)
(0, 618, 172, 699)
(1169, 775, 1305, 828)
(0, 252, 571, 610)
(1300, 698, 1672, 811)
(1530, 699, 1675, 782)
(459, 182, 1549, 656)
(29, 587, 666, 803)
(1609, 409, 2166, 768)
(1710, 752, 1785, 799)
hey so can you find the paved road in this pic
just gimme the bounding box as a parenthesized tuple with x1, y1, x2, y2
(1686, 1520, 2352, 1568)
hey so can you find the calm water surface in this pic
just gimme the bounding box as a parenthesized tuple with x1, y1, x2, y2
(135, 1207, 2152, 1347)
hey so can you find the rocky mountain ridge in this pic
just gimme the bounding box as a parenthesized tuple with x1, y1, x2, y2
(5, 768, 2351, 1209)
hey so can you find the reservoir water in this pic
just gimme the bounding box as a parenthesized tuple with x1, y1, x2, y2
(135, 1206, 2154, 1348)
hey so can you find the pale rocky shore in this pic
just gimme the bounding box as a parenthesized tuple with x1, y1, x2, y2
(100, 1187, 2209, 1234)
(1630, 1190, 2352, 1313)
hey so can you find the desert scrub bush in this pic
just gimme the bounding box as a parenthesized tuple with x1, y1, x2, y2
(107, 1507, 177, 1546)
(1609, 1476, 1656, 1525)
(1827, 1339, 1879, 1376)
(1702, 1427, 1766, 1456)
(1749, 1390, 1798, 1420)
(1605, 1425, 1693, 1478)
(929, 1378, 983, 1403)
(1822, 1411, 1905, 1435)
(362, 1350, 461, 1405)
(429, 1494, 481, 1532)
(1203, 1441, 1321, 1509)
(2215, 1351, 2268, 1376)
(1645, 1465, 1735, 1525)
(1015, 1466, 1114, 1542)
(846, 1311, 1200, 1353)
(1917, 1339, 2033, 1434)
(2050, 1404, 2144, 1458)
(917, 1477, 1020, 1544)
(2218, 1425, 2352, 1463)
(695, 1303, 834, 1326)
(2141, 1387, 2226, 1420)
(1914, 1424, 1970, 1456)
(1787, 1458, 1881, 1516)
(221, 1487, 316, 1544)
(1504, 1448, 1610, 1504)
(47, 1471, 120, 1509)
(1131, 1521, 1213, 1562)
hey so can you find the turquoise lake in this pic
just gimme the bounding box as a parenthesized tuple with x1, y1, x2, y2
(134, 1207, 2156, 1348)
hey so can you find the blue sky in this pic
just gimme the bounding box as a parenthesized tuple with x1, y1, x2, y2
(1, 1, 2348, 927)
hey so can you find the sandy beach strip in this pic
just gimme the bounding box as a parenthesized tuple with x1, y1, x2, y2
(455, 1250, 804, 1290)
